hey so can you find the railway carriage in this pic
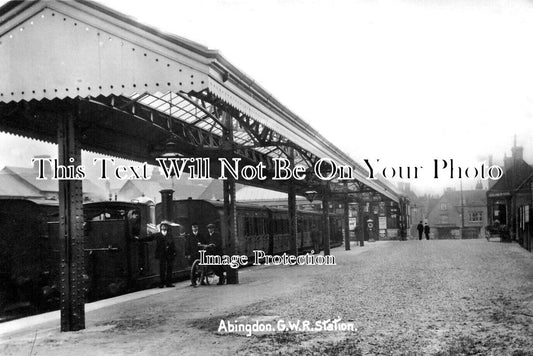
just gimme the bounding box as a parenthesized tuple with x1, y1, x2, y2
(158, 199, 343, 257)
(1, 197, 343, 320)
(0, 199, 59, 318)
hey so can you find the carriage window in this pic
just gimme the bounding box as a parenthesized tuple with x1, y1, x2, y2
(244, 217, 251, 236)
(237, 219, 243, 236)
(251, 217, 257, 235)
(245, 216, 257, 236)
(251, 217, 256, 236)
(275, 219, 281, 234)
(253, 217, 261, 235)
(128, 209, 141, 236)
(90, 212, 112, 221)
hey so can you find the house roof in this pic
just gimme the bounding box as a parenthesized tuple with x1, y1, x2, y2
(445, 189, 486, 205)
(0, 171, 41, 197)
(489, 159, 533, 193)
(198, 180, 245, 201)
(439, 189, 486, 207)
(0, 166, 106, 199)
(3, 166, 58, 192)
(515, 172, 533, 192)
(429, 189, 487, 218)
(118, 178, 208, 202)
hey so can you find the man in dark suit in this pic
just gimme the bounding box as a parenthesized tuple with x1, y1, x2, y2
(186, 223, 203, 286)
(424, 223, 430, 240)
(206, 223, 226, 285)
(186, 223, 201, 263)
(417, 221, 424, 240)
(154, 221, 176, 288)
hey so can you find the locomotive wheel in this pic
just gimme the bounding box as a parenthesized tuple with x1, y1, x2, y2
(190, 260, 202, 286)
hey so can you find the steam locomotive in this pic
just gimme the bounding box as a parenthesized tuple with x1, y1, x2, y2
(0, 198, 343, 320)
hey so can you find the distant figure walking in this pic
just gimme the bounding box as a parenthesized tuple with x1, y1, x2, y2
(417, 221, 424, 240)
(424, 223, 430, 240)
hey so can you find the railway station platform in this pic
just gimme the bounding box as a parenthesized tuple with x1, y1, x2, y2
(0, 242, 381, 355)
(2, 239, 533, 355)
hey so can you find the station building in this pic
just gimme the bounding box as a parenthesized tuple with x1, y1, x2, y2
(487, 142, 533, 251)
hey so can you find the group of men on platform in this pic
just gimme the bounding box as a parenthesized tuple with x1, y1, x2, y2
(151, 221, 226, 288)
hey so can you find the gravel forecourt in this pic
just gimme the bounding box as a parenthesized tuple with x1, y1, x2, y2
(1, 239, 533, 355)
(231, 240, 533, 355)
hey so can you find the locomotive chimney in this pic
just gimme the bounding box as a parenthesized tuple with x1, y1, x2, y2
(160, 189, 174, 221)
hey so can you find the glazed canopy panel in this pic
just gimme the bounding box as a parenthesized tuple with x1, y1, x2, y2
(0, 0, 400, 202)
(0, 7, 208, 103)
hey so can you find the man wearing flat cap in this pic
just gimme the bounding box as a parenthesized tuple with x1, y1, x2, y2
(207, 223, 226, 285)
(154, 221, 176, 288)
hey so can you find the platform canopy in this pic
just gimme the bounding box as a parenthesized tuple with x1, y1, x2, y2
(0, 0, 400, 202)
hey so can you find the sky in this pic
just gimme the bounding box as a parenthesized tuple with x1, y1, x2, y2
(1, 0, 533, 195)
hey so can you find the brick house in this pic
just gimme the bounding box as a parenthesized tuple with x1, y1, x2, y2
(427, 186, 487, 239)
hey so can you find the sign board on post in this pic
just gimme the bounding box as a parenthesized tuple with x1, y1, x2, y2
(379, 216, 387, 230)
(349, 217, 357, 230)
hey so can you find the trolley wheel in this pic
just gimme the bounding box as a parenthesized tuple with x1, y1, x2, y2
(190, 260, 202, 285)
(201, 267, 215, 285)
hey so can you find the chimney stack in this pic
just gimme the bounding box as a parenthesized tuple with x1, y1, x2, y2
(160, 189, 174, 221)
(503, 153, 513, 172)
(488, 155, 494, 189)
(511, 146, 523, 161)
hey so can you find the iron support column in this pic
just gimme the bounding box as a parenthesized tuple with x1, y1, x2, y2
(58, 110, 85, 332)
(223, 176, 238, 284)
(222, 111, 238, 284)
(343, 192, 350, 251)
(288, 148, 298, 256)
(358, 198, 364, 247)
(322, 185, 331, 256)
(288, 184, 297, 256)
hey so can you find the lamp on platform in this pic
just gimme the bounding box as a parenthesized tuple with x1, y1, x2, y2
(161, 140, 181, 157)
(304, 190, 318, 203)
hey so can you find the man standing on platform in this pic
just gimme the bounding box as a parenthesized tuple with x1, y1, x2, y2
(154, 221, 176, 288)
